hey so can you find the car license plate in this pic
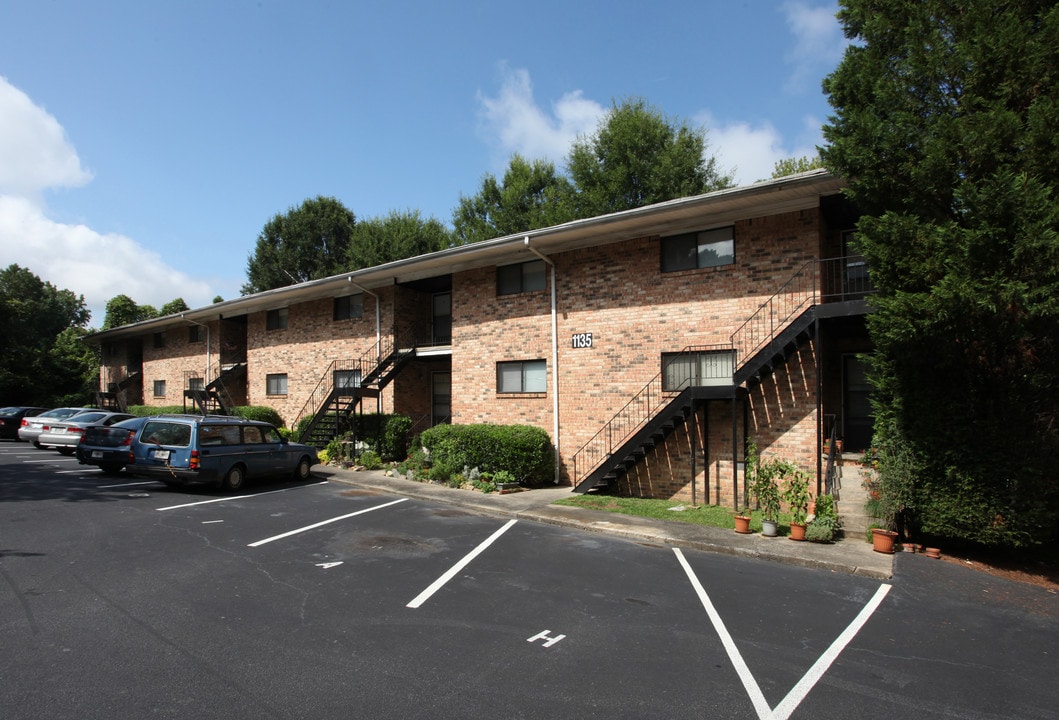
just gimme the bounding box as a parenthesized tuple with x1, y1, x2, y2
(92, 451, 103, 459)
(153, 449, 170, 461)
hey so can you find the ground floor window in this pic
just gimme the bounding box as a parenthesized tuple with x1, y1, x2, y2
(432, 371, 451, 425)
(497, 360, 546, 393)
(153, 380, 166, 397)
(266, 373, 288, 395)
(662, 350, 735, 390)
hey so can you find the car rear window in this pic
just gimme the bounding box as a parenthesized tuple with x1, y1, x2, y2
(140, 421, 192, 447)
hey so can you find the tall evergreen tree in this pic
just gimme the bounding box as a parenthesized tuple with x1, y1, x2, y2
(567, 98, 733, 216)
(823, 0, 1059, 546)
(452, 155, 575, 245)
(243, 196, 356, 294)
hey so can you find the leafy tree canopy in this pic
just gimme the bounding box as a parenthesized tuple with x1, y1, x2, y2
(452, 155, 576, 245)
(822, 0, 1059, 547)
(0, 264, 92, 404)
(567, 97, 734, 216)
(103, 294, 155, 329)
(159, 298, 189, 316)
(349, 210, 451, 268)
(770, 155, 824, 179)
(243, 196, 356, 294)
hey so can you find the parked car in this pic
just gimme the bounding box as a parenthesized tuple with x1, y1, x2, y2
(76, 416, 152, 474)
(38, 411, 135, 455)
(0, 406, 46, 440)
(18, 407, 97, 446)
(126, 416, 318, 491)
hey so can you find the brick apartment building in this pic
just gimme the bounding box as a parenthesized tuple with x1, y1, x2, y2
(87, 169, 873, 507)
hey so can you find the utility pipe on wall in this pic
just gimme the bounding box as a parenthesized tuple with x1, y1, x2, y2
(524, 237, 561, 485)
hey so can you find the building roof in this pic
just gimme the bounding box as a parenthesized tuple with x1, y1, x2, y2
(85, 170, 844, 342)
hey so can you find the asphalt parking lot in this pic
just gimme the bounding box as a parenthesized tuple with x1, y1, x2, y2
(2, 444, 1056, 719)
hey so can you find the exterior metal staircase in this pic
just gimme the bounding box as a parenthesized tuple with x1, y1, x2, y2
(96, 371, 141, 412)
(184, 362, 245, 416)
(294, 334, 413, 447)
(572, 258, 856, 494)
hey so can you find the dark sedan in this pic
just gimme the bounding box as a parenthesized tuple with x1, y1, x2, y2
(0, 406, 46, 440)
(76, 416, 151, 474)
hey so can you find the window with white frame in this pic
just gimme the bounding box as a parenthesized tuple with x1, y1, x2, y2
(333, 294, 364, 320)
(266, 308, 288, 331)
(661, 226, 735, 272)
(497, 260, 546, 295)
(661, 350, 735, 390)
(266, 373, 288, 395)
(497, 360, 547, 393)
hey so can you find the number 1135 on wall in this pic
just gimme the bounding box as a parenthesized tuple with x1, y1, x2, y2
(571, 332, 593, 349)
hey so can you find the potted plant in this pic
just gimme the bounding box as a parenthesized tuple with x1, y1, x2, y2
(751, 459, 781, 537)
(734, 507, 752, 534)
(806, 493, 840, 543)
(782, 464, 811, 541)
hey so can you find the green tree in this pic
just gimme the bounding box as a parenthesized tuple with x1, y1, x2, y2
(349, 210, 451, 268)
(0, 264, 91, 404)
(567, 97, 734, 216)
(452, 155, 575, 245)
(822, 0, 1059, 547)
(103, 294, 156, 329)
(243, 196, 356, 294)
(771, 155, 824, 179)
(159, 298, 189, 316)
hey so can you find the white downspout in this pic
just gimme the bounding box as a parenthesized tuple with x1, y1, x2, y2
(525, 237, 561, 485)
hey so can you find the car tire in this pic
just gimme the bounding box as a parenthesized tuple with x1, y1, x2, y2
(33, 441, 42, 449)
(100, 463, 124, 474)
(294, 456, 312, 481)
(57, 447, 75, 456)
(223, 465, 246, 492)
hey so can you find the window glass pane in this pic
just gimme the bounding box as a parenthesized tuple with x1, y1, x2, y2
(266, 374, 288, 395)
(661, 234, 698, 272)
(697, 227, 735, 268)
(243, 426, 264, 444)
(498, 363, 523, 392)
(522, 261, 546, 292)
(523, 361, 547, 392)
(663, 355, 695, 390)
(698, 351, 735, 386)
(335, 370, 361, 388)
(497, 265, 521, 295)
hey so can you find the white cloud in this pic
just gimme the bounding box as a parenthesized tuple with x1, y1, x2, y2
(0, 76, 215, 326)
(782, 2, 848, 93)
(476, 64, 606, 169)
(700, 113, 822, 185)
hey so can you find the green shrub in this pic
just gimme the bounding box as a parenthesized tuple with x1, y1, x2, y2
(358, 450, 383, 470)
(419, 423, 553, 485)
(234, 405, 284, 427)
(126, 405, 187, 417)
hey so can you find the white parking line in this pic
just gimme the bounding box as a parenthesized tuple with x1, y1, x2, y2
(407, 519, 518, 609)
(98, 480, 160, 489)
(674, 548, 890, 720)
(247, 497, 408, 547)
(156, 481, 328, 511)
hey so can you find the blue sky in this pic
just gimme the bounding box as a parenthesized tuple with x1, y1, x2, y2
(0, 1, 847, 325)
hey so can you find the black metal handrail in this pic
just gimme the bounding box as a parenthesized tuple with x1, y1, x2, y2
(571, 256, 876, 486)
(571, 344, 733, 482)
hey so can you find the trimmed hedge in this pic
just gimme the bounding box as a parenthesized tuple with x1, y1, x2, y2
(125, 404, 283, 428)
(419, 423, 554, 486)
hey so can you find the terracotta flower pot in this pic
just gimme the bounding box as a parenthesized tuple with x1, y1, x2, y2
(871, 528, 898, 554)
(789, 522, 807, 541)
(734, 515, 752, 534)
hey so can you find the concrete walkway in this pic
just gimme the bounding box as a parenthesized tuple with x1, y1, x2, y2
(315, 466, 894, 580)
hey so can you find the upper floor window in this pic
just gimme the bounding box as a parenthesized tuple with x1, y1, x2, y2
(661, 350, 735, 391)
(266, 308, 288, 331)
(497, 260, 546, 296)
(266, 373, 288, 395)
(661, 227, 735, 272)
(497, 360, 547, 393)
(334, 294, 364, 321)
(153, 332, 166, 348)
(188, 325, 204, 343)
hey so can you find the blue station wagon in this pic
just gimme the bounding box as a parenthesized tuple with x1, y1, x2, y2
(126, 416, 318, 491)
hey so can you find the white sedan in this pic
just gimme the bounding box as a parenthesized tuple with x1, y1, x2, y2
(37, 411, 135, 455)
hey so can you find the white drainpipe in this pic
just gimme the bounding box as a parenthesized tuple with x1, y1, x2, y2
(524, 236, 561, 484)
